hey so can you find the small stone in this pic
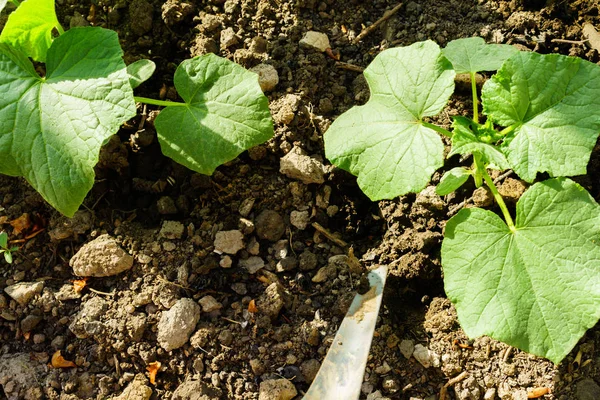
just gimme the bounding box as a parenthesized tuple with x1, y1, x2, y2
(70, 234, 133, 277)
(239, 256, 265, 273)
(4, 282, 44, 306)
(214, 230, 244, 254)
(399, 340, 415, 359)
(374, 361, 391, 375)
(300, 359, 320, 383)
(250, 359, 265, 375)
(276, 257, 298, 272)
(219, 256, 233, 269)
(280, 147, 326, 184)
(231, 282, 247, 295)
(220, 27, 239, 48)
(484, 388, 496, 400)
(239, 218, 255, 235)
(258, 378, 297, 400)
(239, 198, 255, 217)
(218, 329, 233, 345)
(290, 210, 310, 230)
(157, 298, 201, 351)
(157, 196, 178, 214)
(257, 283, 288, 320)
(33, 333, 45, 344)
(162, 241, 176, 251)
(114, 374, 152, 400)
(159, 221, 185, 239)
(255, 210, 285, 241)
(311, 264, 336, 283)
(247, 236, 260, 255)
(20, 314, 42, 333)
(413, 344, 433, 368)
(386, 333, 400, 348)
(299, 31, 330, 52)
(250, 64, 279, 92)
(576, 378, 600, 400)
(299, 250, 318, 271)
(199, 295, 222, 313)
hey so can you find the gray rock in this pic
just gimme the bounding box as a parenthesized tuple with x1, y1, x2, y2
(299, 31, 330, 52)
(219, 255, 233, 269)
(114, 374, 152, 400)
(258, 378, 297, 400)
(280, 147, 326, 184)
(299, 250, 318, 271)
(257, 283, 288, 320)
(214, 230, 244, 254)
(157, 298, 201, 351)
(311, 264, 336, 283)
(251, 63, 279, 92)
(70, 234, 134, 277)
(255, 210, 285, 241)
(4, 281, 44, 306)
(239, 256, 265, 273)
(577, 378, 600, 400)
(69, 296, 108, 339)
(300, 359, 320, 383)
(290, 210, 310, 230)
(399, 339, 415, 359)
(199, 295, 222, 313)
(239, 197, 255, 217)
(414, 185, 445, 211)
(159, 221, 185, 239)
(172, 376, 222, 400)
(413, 344, 434, 368)
(20, 315, 42, 333)
(276, 257, 298, 272)
(231, 282, 247, 295)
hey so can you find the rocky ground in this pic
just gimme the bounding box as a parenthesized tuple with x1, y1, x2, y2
(2, 0, 600, 399)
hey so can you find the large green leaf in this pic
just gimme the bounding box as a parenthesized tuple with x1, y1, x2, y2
(443, 37, 517, 74)
(442, 178, 600, 363)
(0, 0, 62, 62)
(0, 27, 136, 216)
(154, 53, 274, 175)
(482, 52, 600, 182)
(324, 41, 455, 200)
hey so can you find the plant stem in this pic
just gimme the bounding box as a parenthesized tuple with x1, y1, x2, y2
(56, 23, 65, 35)
(470, 71, 478, 124)
(499, 124, 517, 137)
(134, 96, 187, 107)
(473, 153, 484, 187)
(10, 0, 20, 6)
(421, 121, 452, 138)
(482, 169, 516, 231)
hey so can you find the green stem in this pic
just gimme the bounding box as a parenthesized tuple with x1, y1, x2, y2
(482, 169, 516, 231)
(421, 121, 452, 138)
(134, 96, 187, 107)
(10, 0, 20, 6)
(473, 153, 484, 187)
(470, 71, 478, 124)
(56, 23, 65, 35)
(499, 124, 517, 137)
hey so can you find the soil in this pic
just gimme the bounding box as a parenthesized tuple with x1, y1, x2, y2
(1, 0, 600, 399)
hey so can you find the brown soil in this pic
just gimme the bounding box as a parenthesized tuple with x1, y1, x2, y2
(1, 0, 600, 399)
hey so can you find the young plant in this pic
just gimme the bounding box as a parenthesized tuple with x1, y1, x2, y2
(0, 0, 273, 216)
(0, 232, 18, 263)
(324, 38, 600, 363)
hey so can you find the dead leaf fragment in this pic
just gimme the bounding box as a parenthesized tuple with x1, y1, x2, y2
(10, 213, 31, 235)
(147, 361, 161, 385)
(51, 350, 76, 368)
(72, 278, 88, 293)
(248, 299, 258, 313)
(527, 387, 550, 398)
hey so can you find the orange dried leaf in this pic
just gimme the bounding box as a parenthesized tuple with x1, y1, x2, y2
(51, 351, 76, 368)
(23, 332, 31, 340)
(528, 387, 550, 398)
(10, 213, 31, 235)
(147, 361, 161, 385)
(72, 278, 88, 293)
(248, 299, 258, 313)
(0, 216, 8, 224)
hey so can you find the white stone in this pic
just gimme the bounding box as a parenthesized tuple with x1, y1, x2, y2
(280, 147, 326, 184)
(413, 344, 433, 368)
(157, 298, 201, 351)
(239, 256, 265, 273)
(290, 210, 310, 230)
(214, 230, 244, 255)
(4, 282, 44, 306)
(399, 339, 415, 359)
(70, 234, 133, 277)
(251, 63, 279, 92)
(198, 295, 222, 313)
(299, 31, 330, 52)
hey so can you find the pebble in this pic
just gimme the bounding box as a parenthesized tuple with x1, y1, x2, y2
(214, 230, 244, 254)
(250, 63, 279, 92)
(299, 31, 330, 52)
(413, 344, 434, 368)
(239, 218, 255, 235)
(218, 329, 233, 345)
(299, 250, 318, 271)
(399, 339, 415, 359)
(247, 237, 260, 255)
(483, 388, 496, 400)
(20, 315, 42, 333)
(250, 359, 265, 375)
(157, 298, 201, 351)
(114, 374, 152, 400)
(239, 198, 255, 217)
(219, 255, 233, 269)
(255, 210, 285, 241)
(290, 210, 310, 230)
(239, 256, 265, 273)
(280, 147, 326, 184)
(231, 282, 247, 295)
(300, 359, 320, 383)
(159, 221, 185, 239)
(311, 264, 336, 283)
(366, 391, 390, 400)
(162, 241, 177, 251)
(576, 378, 600, 400)
(257, 283, 287, 320)
(258, 378, 297, 400)
(4, 281, 44, 306)
(375, 361, 391, 375)
(199, 295, 222, 313)
(70, 234, 134, 277)
(276, 257, 298, 272)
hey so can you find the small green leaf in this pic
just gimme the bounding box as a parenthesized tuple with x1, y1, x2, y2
(0, 0, 63, 62)
(127, 59, 156, 89)
(482, 51, 600, 181)
(4, 251, 12, 264)
(436, 167, 470, 196)
(443, 37, 518, 74)
(0, 27, 136, 216)
(324, 41, 455, 200)
(449, 117, 509, 169)
(442, 178, 600, 363)
(154, 54, 274, 175)
(0, 232, 7, 248)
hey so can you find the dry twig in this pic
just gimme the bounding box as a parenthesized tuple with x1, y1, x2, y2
(353, 2, 403, 44)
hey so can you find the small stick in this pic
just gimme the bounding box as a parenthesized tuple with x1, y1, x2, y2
(551, 38, 588, 45)
(503, 346, 513, 363)
(353, 2, 403, 44)
(311, 222, 348, 248)
(336, 61, 364, 73)
(89, 287, 115, 297)
(439, 371, 469, 400)
(493, 170, 514, 184)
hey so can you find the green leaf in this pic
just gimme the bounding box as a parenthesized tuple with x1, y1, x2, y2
(442, 178, 600, 363)
(127, 59, 156, 89)
(0, 27, 136, 216)
(324, 41, 455, 200)
(0, 232, 7, 248)
(0, 0, 63, 62)
(4, 251, 12, 264)
(436, 167, 470, 196)
(443, 37, 518, 73)
(154, 53, 274, 175)
(449, 117, 509, 169)
(482, 51, 600, 181)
